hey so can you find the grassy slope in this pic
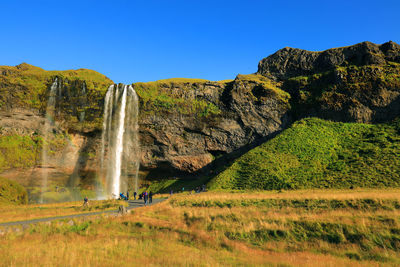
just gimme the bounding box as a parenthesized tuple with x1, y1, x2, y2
(209, 117, 400, 190)
(0, 176, 28, 205)
(1, 191, 399, 266)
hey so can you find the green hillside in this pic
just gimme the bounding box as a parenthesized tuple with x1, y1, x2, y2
(208, 117, 400, 190)
(0, 176, 28, 205)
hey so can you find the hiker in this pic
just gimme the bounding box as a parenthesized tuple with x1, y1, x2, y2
(143, 191, 148, 206)
(139, 193, 143, 200)
(133, 191, 137, 200)
(170, 189, 173, 195)
(127, 191, 130, 200)
(83, 196, 89, 207)
(149, 191, 153, 204)
(120, 192, 128, 200)
(202, 184, 206, 192)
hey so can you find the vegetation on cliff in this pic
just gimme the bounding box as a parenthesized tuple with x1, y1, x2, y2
(284, 62, 400, 122)
(208, 117, 400, 190)
(0, 63, 112, 110)
(235, 74, 290, 106)
(0, 133, 68, 172)
(134, 78, 227, 118)
(0, 176, 28, 204)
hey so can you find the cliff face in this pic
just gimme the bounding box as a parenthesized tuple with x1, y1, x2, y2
(0, 40, 399, 193)
(136, 75, 291, 175)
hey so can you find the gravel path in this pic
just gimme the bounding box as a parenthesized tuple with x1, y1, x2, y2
(0, 198, 166, 227)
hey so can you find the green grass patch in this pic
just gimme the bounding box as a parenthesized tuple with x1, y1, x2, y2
(208, 117, 400, 190)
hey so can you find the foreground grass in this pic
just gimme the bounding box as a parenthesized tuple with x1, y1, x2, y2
(209, 117, 400, 190)
(0, 200, 127, 224)
(1, 190, 400, 266)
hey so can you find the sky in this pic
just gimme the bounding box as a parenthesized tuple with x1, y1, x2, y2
(0, 0, 399, 84)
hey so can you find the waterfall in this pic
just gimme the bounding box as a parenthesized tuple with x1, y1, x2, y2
(100, 84, 140, 199)
(112, 86, 127, 197)
(79, 83, 87, 122)
(40, 78, 59, 203)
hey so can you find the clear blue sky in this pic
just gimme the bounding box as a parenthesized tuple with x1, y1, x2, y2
(1, 0, 399, 84)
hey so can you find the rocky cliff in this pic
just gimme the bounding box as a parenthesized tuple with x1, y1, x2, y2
(258, 41, 400, 123)
(0, 40, 399, 196)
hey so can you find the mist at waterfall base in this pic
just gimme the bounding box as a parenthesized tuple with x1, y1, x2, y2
(39, 81, 140, 203)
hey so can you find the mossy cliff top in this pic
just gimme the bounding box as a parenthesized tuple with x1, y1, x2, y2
(133, 78, 232, 118)
(0, 63, 113, 110)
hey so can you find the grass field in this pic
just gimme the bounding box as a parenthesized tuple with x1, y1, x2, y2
(1, 190, 400, 266)
(0, 199, 127, 224)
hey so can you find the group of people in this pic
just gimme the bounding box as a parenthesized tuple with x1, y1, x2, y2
(118, 190, 153, 206)
(84, 184, 207, 207)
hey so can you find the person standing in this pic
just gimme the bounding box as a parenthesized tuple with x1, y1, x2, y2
(143, 191, 148, 206)
(149, 191, 153, 204)
(133, 191, 137, 200)
(83, 196, 89, 207)
(127, 191, 130, 200)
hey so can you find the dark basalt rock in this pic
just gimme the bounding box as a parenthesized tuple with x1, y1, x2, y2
(257, 41, 400, 80)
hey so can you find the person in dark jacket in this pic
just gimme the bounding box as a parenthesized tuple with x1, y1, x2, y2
(149, 191, 153, 204)
(133, 191, 137, 200)
(143, 191, 148, 206)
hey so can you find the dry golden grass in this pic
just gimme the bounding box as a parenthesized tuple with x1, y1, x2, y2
(0, 200, 126, 223)
(190, 188, 400, 200)
(1, 190, 399, 266)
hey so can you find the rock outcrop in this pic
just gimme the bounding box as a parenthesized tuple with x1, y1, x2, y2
(258, 41, 400, 123)
(258, 41, 400, 79)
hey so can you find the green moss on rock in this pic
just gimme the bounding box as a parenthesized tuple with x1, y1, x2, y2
(0, 63, 113, 110)
(134, 78, 224, 118)
(0, 176, 28, 205)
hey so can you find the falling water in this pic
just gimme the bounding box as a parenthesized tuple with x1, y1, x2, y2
(100, 84, 140, 199)
(100, 85, 114, 171)
(112, 86, 127, 197)
(129, 86, 140, 193)
(40, 78, 59, 203)
(79, 83, 87, 122)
